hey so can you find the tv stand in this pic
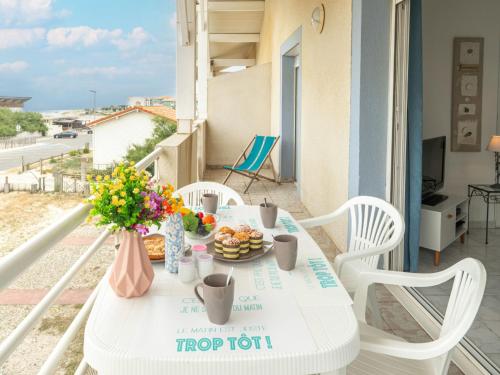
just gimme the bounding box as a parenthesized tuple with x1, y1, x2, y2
(420, 195, 468, 266)
(422, 193, 448, 206)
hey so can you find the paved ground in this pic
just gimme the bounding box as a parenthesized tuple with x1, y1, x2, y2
(0, 134, 91, 171)
(205, 168, 464, 375)
(0, 172, 463, 374)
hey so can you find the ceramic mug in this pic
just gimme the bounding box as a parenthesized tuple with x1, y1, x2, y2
(194, 273, 234, 325)
(273, 234, 298, 271)
(201, 193, 218, 214)
(259, 202, 278, 228)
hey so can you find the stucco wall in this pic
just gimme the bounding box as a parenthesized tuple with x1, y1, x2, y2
(422, 0, 500, 224)
(207, 63, 271, 166)
(92, 111, 155, 168)
(256, 0, 352, 249)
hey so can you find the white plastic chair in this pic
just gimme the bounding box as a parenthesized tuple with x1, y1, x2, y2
(175, 181, 245, 207)
(298, 196, 404, 326)
(348, 258, 486, 375)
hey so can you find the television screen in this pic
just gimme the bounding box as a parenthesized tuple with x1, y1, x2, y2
(422, 136, 446, 198)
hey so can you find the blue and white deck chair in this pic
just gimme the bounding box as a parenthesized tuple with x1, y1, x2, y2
(223, 135, 280, 193)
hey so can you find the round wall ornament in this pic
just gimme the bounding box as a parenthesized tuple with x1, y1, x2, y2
(311, 4, 325, 34)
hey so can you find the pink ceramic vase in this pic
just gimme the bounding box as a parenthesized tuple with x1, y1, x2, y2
(109, 230, 154, 298)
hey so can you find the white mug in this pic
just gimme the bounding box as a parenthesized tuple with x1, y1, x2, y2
(197, 254, 214, 279)
(178, 256, 196, 283)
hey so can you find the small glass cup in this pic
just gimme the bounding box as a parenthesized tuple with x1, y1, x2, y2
(178, 256, 196, 283)
(191, 244, 208, 265)
(197, 253, 214, 279)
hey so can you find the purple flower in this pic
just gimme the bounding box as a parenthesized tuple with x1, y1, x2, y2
(132, 224, 149, 235)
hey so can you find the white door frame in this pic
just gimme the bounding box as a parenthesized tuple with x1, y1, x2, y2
(279, 28, 302, 185)
(385, 0, 410, 271)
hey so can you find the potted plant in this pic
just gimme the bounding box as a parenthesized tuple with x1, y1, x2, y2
(87, 161, 166, 298)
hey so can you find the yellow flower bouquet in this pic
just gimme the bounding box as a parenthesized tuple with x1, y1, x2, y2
(87, 161, 183, 234)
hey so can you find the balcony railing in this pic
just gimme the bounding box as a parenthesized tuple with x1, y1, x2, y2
(0, 119, 207, 374)
(0, 147, 162, 375)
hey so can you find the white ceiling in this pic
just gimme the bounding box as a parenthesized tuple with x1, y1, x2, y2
(206, 0, 265, 75)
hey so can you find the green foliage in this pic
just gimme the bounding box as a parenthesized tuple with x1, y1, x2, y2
(151, 116, 177, 140)
(69, 150, 79, 157)
(82, 146, 90, 154)
(125, 139, 156, 164)
(15, 112, 47, 135)
(0, 109, 48, 137)
(182, 212, 199, 232)
(87, 162, 151, 231)
(125, 116, 177, 163)
(49, 157, 56, 164)
(0, 109, 17, 137)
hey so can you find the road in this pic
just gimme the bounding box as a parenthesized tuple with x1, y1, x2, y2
(0, 134, 92, 171)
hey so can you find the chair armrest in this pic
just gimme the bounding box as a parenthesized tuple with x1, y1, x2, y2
(297, 207, 347, 228)
(353, 268, 457, 322)
(360, 330, 458, 360)
(334, 243, 395, 277)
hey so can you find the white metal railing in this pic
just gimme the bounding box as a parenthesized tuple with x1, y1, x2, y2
(0, 147, 162, 374)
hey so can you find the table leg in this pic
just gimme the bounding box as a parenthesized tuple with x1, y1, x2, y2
(467, 186, 471, 234)
(486, 194, 490, 245)
(434, 251, 441, 266)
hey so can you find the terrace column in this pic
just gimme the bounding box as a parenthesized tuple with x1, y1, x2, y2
(176, 0, 197, 134)
(196, 0, 209, 120)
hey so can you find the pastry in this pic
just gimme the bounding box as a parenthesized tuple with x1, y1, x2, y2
(234, 224, 252, 233)
(144, 235, 165, 260)
(234, 231, 250, 254)
(222, 238, 240, 259)
(215, 232, 231, 254)
(249, 230, 263, 251)
(219, 226, 235, 236)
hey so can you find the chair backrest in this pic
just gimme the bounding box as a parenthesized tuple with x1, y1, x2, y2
(353, 258, 485, 374)
(344, 196, 404, 268)
(175, 182, 245, 207)
(339, 196, 404, 268)
(431, 258, 486, 373)
(237, 136, 278, 172)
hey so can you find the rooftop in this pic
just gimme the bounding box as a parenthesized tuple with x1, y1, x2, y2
(87, 106, 176, 128)
(0, 96, 31, 107)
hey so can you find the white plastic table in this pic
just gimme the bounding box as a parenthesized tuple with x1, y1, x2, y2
(84, 206, 359, 375)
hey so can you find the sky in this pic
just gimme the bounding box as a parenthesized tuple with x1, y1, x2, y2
(0, 0, 177, 111)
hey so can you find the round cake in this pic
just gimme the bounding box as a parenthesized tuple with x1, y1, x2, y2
(249, 230, 263, 251)
(222, 238, 240, 259)
(214, 232, 231, 254)
(219, 226, 235, 235)
(233, 231, 250, 254)
(144, 235, 165, 260)
(234, 224, 252, 233)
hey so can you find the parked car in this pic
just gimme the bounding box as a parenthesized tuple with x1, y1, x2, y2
(54, 131, 78, 139)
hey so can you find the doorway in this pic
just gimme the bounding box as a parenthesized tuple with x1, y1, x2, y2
(280, 28, 302, 187)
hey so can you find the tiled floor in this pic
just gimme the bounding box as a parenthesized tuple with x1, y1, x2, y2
(419, 227, 500, 369)
(205, 168, 463, 374)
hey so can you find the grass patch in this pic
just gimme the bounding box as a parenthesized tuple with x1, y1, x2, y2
(60, 157, 81, 171)
(37, 305, 86, 373)
(38, 314, 74, 335)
